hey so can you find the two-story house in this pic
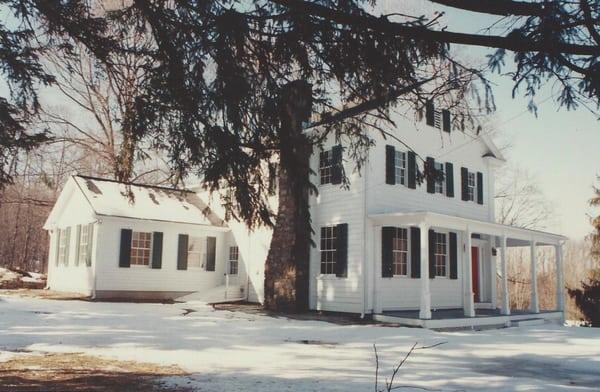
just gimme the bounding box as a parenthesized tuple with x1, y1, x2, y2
(44, 104, 567, 328)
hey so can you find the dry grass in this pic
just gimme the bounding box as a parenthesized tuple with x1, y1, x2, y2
(0, 289, 89, 301)
(0, 352, 189, 392)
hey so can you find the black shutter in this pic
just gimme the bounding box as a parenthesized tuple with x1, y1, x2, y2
(335, 223, 348, 278)
(119, 229, 132, 268)
(385, 145, 396, 185)
(410, 227, 420, 278)
(426, 157, 435, 194)
(54, 230, 61, 266)
(381, 227, 394, 277)
(151, 232, 163, 269)
(177, 234, 189, 270)
(86, 223, 93, 267)
(331, 145, 343, 185)
(206, 236, 216, 271)
(449, 232, 458, 279)
(445, 162, 454, 197)
(428, 229, 436, 279)
(477, 171, 484, 204)
(425, 100, 435, 126)
(407, 151, 416, 189)
(442, 109, 451, 133)
(461, 167, 469, 201)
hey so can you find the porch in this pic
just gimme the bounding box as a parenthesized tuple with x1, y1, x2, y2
(369, 211, 567, 329)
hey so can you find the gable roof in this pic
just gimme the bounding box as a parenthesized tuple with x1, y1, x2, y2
(479, 134, 506, 162)
(45, 175, 225, 228)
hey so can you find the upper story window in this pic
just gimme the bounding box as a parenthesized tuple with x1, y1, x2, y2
(434, 161, 445, 194)
(319, 150, 333, 185)
(394, 151, 407, 185)
(467, 172, 475, 201)
(188, 236, 206, 268)
(229, 246, 239, 275)
(320, 226, 338, 274)
(434, 232, 448, 277)
(392, 228, 409, 276)
(131, 231, 152, 266)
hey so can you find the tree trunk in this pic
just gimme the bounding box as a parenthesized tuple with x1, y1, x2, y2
(263, 80, 313, 312)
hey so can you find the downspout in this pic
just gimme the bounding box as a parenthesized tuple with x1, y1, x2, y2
(91, 216, 100, 300)
(361, 148, 369, 318)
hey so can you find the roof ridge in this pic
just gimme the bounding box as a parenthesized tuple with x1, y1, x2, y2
(74, 174, 194, 194)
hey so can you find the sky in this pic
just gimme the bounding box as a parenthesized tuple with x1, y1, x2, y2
(379, 0, 599, 240)
(2, 1, 598, 241)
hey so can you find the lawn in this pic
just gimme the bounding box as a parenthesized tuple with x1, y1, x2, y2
(0, 293, 599, 391)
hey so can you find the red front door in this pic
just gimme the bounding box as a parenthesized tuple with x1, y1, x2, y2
(471, 246, 480, 302)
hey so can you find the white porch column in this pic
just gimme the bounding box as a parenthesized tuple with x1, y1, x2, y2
(530, 239, 540, 313)
(419, 223, 431, 320)
(500, 235, 510, 315)
(555, 243, 565, 313)
(463, 228, 475, 317)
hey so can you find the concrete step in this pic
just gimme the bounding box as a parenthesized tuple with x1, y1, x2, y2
(512, 318, 547, 327)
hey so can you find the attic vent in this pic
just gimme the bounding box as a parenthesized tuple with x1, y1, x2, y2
(433, 110, 442, 130)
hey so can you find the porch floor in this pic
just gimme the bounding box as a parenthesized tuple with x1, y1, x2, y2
(374, 308, 564, 329)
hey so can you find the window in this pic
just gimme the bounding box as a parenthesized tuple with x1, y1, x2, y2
(392, 228, 409, 276)
(394, 151, 407, 185)
(434, 162, 445, 194)
(229, 246, 239, 275)
(319, 150, 333, 185)
(188, 236, 206, 268)
(320, 226, 338, 274)
(434, 232, 448, 277)
(78, 225, 91, 265)
(433, 109, 442, 129)
(58, 229, 69, 265)
(467, 172, 475, 201)
(131, 231, 152, 266)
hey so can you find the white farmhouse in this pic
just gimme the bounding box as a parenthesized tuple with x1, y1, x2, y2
(44, 103, 567, 328)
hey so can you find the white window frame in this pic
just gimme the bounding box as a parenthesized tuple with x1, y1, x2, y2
(467, 171, 476, 201)
(392, 227, 410, 277)
(187, 236, 206, 269)
(434, 232, 449, 278)
(77, 225, 90, 265)
(434, 162, 445, 194)
(58, 229, 68, 265)
(131, 231, 153, 266)
(228, 246, 239, 275)
(394, 150, 407, 185)
(319, 150, 333, 185)
(320, 226, 337, 275)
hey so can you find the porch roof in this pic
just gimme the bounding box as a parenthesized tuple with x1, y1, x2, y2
(368, 211, 567, 246)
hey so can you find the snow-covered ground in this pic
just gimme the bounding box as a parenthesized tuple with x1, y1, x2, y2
(0, 295, 599, 391)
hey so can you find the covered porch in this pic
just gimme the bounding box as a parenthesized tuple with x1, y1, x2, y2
(369, 211, 567, 329)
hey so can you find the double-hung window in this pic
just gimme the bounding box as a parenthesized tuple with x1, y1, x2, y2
(394, 151, 407, 185)
(434, 162, 445, 194)
(467, 172, 476, 201)
(320, 226, 337, 274)
(319, 150, 333, 185)
(229, 246, 239, 275)
(78, 225, 91, 265)
(392, 228, 409, 276)
(434, 232, 448, 277)
(58, 228, 69, 265)
(187, 236, 206, 268)
(131, 231, 152, 266)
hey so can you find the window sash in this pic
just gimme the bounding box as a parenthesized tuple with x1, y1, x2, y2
(392, 228, 409, 276)
(467, 172, 475, 201)
(320, 226, 337, 275)
(434, 232, 448, 277)
(229, 246, 239, 275)
(78, 225, 90, 265)
(434, 162, 445, 194)
(58, 229, 68, 265)
(394, 151, 406, 185)
(188, 236, 206, 268)
(319, 150, 332, 185)
(131, 231, 152, 266)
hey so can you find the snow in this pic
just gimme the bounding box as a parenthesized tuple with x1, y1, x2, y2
(72, 175, 221, 226)
(1, 295, 599, 391)
(0, 267, 45, 287)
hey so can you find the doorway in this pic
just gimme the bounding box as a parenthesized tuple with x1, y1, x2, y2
(471, 246, 480, 302)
